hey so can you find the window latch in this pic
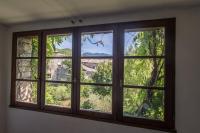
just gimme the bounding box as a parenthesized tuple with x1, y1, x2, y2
(73, 78, 77, 83)
(120, 79, 123, 88)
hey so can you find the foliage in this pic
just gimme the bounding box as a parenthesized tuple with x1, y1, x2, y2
(46, 35, 66, 56)
(80, 60, 112, 110)
(123, 29, 165, 120)
(45, 83, 71, 107)
(81, 100, 95, 110)
(91, 61, 112, 96)
(80, 85, 112, 112)
(125, 28, 165, 56)
(31, 82, 37, 103)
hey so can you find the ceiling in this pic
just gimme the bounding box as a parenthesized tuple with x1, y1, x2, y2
(0, 0, 199, 25)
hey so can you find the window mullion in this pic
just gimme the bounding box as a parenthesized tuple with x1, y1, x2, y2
(116, 25, 124, 121)
(39, 31, 46, 110)
(71, 28, 79, 114)
(112, 24, 119, 120)
(37, 32, 42, 108)
(11, 33, 17, 106)
(76, 28, 82, 114)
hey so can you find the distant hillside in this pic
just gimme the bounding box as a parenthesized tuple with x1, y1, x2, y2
(56, 48, 72, 56)
(82, 52, 110, 56)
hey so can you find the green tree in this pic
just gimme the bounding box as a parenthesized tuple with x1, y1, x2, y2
(92, 61, 112, 96)
(124, 28, 165, 120)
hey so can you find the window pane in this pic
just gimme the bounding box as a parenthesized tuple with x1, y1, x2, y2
(81, 59, 112, 84)
(80, 85, 112, 113)
(16, 81, 37, 104)
(17, 36, 38, 57)
(16, 59, 38, 80)
(46, 34, 72, 57)
(81, 31, 113, 57)
(124, 28, 165, 56)
(124, 59, 164, 87)
(46, 59, 72, 81)
(123, 88, 164, 121)
(45, 83, 71, 108)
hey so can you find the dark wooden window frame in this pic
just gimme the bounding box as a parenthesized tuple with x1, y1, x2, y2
(11, 18, 176, 132)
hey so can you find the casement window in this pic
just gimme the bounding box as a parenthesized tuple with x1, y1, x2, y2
(11, 18, 175, 132)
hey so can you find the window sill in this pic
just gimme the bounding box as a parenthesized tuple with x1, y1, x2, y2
(9, 104, 176, 133)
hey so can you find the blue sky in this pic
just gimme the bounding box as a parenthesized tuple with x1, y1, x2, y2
(81, 33, 113, 56)
(54, 32, 137, 55)
(55, 35, 72, 49)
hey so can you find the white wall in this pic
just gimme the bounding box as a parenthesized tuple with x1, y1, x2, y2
(2, 6, 200, 133)
(0, 25, 7, 133)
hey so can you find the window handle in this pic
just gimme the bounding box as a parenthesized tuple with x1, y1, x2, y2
(73, 78, 77, 83)
(120, 80, 123, 88)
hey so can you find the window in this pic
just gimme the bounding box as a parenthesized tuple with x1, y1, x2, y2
(79, 30, 113, 115)
(12, 33, 40, 107)
(44, 31, 73, 111)
(11, 18, 175, 132)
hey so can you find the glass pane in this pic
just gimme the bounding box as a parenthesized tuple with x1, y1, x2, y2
(17, 36, 39, 57)
(16, 81, 37, 104)
(124, 59, 164, 87)
(80, 85, 112, 113)
(46, 59, 72, 81)
(16, 59, 38, 80)
(46, 34, 72, 57)
(81, 31, 113, 57)
(81, 59, 112, 84)
(123, 88, 164, 121)
(45, 83, 71, 108)
(124, 28, 165, 56)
